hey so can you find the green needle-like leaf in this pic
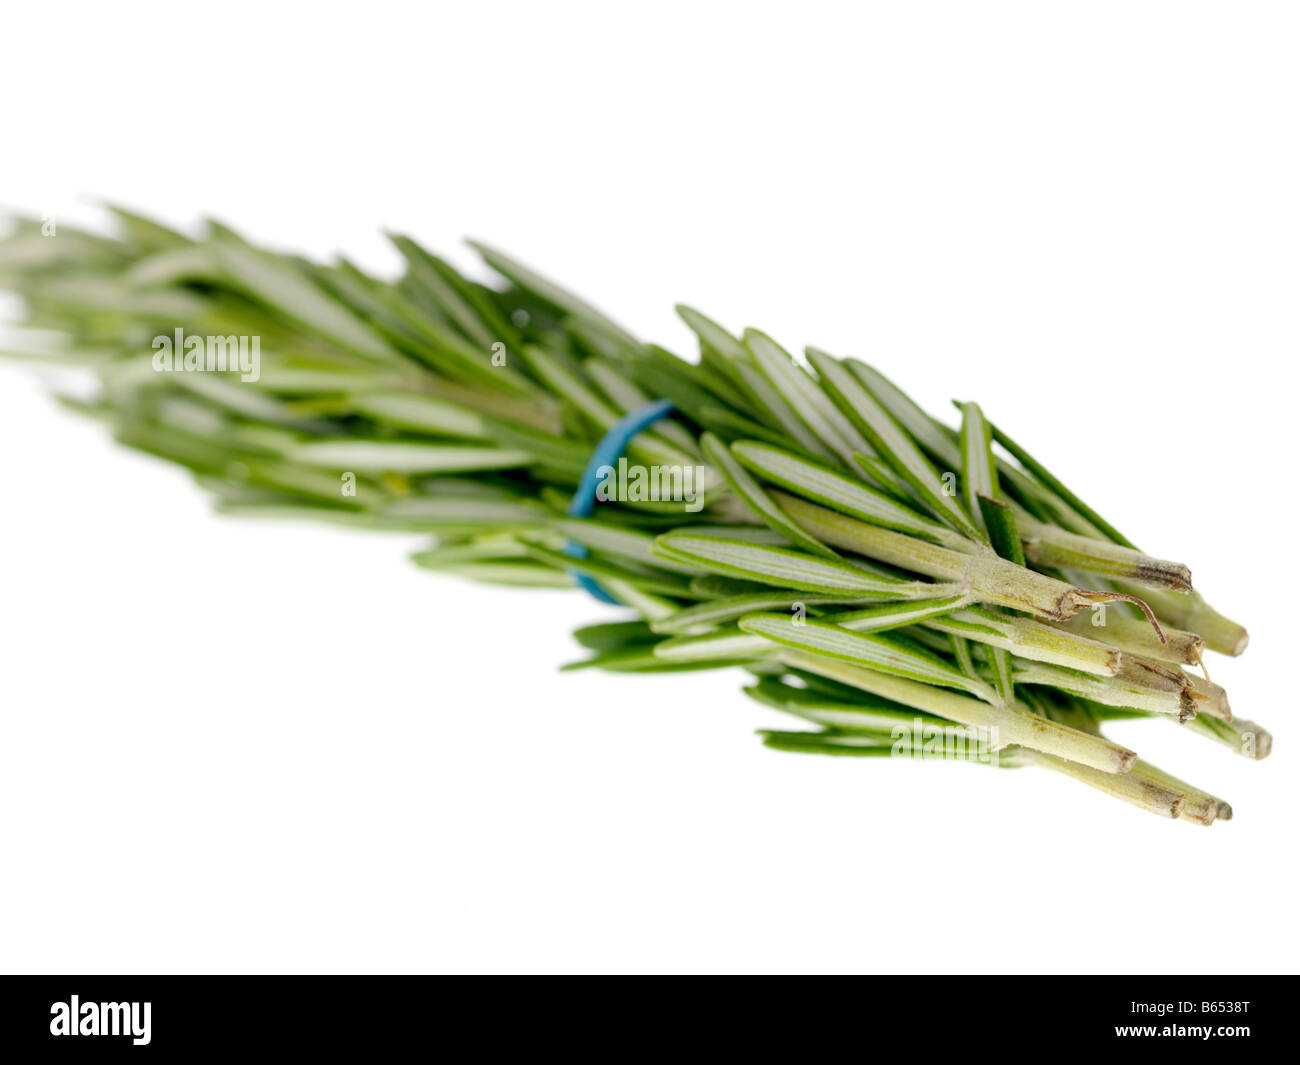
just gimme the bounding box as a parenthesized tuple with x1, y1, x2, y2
(211, 240, 405, 368)
(472, 241, 639, 351)
(977, 495, 1027, 567)
(553, 518, 709, 576)
(739, 615, 999, 703)
(345, 392, 490, 439)
(652, 592, 878, 634)
(730, 356, 836, 462)
(572, 620, 659, 652)
(958, 400, 997, 536)
(654, 532, 932, 597)
(389, 234, 498, 349)
(524, 543, 695, 599)
(291, 440, 533, 473)
(675, 304, 749, 361)
(699, 433, 836, 558)
(982, 414, 1135, 549)
(731, 440, 965, 546)
(744, 331, 871, 466)
(848, 361, 962, 469)
(808, 348, 983, 541)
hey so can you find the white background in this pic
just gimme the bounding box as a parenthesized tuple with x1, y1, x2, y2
(2, 2, 1296, 974)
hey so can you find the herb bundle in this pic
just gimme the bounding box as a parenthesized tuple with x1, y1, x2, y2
(0, 209, 1263, 824)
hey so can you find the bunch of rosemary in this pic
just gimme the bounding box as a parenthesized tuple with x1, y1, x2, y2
(0, 209, 1264, 824)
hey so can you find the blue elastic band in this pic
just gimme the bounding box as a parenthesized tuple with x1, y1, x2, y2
(566, 398, 677, 604)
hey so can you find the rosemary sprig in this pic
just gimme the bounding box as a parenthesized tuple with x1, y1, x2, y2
(0, 208, 1259, 825)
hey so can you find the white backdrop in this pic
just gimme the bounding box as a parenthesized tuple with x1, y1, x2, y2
(2, 1, 1296, 974)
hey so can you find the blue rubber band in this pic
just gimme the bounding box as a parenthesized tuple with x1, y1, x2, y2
(566, 399, 677, 604)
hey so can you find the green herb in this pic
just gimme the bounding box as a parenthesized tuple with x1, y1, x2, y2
(0, 209, 1260, 825)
